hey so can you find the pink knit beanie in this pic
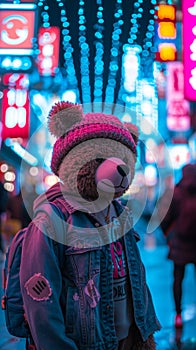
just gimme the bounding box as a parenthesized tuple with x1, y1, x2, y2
(48, 101, 138, 176)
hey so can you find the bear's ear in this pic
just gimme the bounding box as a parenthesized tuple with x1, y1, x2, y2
(124, 123, 139, 145)
(48, 101, 83, 137)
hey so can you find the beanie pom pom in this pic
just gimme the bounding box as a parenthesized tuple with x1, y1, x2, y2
(48, 101, 83, 137)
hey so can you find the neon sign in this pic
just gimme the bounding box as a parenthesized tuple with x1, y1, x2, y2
(3, 73, 29, 89)
(158, 22, 176, 39)
(155, 4, 177, 62)
(0, 6, 35, 55)
(1, 88, 30, 140)
(183, 0, 196, 100)
(156, 43, 177, 62)
(37, 27, 60, 76)
(157, 4, 176, 21)
(166, 62, 190, 131)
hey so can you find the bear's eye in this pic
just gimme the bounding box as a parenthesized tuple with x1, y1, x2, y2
(96, 158, 105, 164)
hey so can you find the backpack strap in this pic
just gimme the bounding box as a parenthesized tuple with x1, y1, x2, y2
(7, 228, 27, 272)
(33, 201, 69, 270)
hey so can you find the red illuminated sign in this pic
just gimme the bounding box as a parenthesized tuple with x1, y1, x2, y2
(166, 62, 190, 131)
(0, 9, 35, 51)
(37, 27, 60, 76)
(1, 88, 30, 140)
(3, 73, 29, 89)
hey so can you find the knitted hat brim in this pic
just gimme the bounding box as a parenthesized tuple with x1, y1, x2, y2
(51, 123, 137, 175)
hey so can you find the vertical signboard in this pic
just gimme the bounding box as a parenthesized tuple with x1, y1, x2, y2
(167, 62, 190, 131)
(37, 26, 60, 76)
(155, 4, 177, 62)
(1, 88, 30, 139)
(183, 0, 196, 100)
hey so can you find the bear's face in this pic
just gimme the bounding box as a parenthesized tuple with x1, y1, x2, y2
(58, 137, 136, 202)
(48, 101, 138, 208)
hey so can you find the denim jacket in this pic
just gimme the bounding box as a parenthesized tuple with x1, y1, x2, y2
(20, 186, 161, 350)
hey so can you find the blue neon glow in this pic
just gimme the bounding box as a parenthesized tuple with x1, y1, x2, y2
(0, 4, 37, 9)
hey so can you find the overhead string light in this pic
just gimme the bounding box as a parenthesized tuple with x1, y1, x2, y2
(93, 0, 104, 110)
(127, 0, 143, 46)
(78, 0, 91, 105)
(39, 0, 50, 28)
(57, 0, 79, 96)
(140, 0, 157, 77)
(117, 0, 143, 106)
(37, 0, 45, 7)
(104, 0, 124, 111)
(136, 0, 158, 132)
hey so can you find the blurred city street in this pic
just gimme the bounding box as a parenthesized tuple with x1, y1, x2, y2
(0, 0, 196, 349)
(0, 219, 195, 350)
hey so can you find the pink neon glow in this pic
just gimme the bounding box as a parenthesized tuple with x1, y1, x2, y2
(166, 62, 190, 131)
(37, 27, 60, 76)
(183, 0, 196, 100)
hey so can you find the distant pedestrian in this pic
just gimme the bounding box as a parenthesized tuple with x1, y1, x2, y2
(6, 190, 32, 229)
(0, 181, 8, 256)
(161, 163, 196, 329)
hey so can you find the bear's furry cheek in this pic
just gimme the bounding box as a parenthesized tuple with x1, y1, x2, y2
(58, 156, 99, 198)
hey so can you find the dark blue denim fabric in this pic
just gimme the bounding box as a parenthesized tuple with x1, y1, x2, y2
(20, 200, 161, 350)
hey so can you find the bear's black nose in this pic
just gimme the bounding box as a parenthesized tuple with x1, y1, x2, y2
(117, 164, 129, 177)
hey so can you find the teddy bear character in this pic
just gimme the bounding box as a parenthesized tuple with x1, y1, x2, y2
(20, 101, 161, 350)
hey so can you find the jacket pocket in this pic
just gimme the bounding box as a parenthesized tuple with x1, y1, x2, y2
(64, 247, 101, 284)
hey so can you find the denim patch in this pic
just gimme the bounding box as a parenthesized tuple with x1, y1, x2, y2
(25, 273, 52, 301)
(84, 278, 100, 308)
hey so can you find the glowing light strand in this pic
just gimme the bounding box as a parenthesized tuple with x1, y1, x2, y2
(39, 0, 50, 28)
(37, 0, 45, 7)
(57, 0, 79, 94)
(140, 1, 157, 77)
(136, 79, 158, 132)
(117, 0, 143, 105)
(78, 0, 91, 104)
(127, 0, 144, 46)
(104, 0, 124, 106)
(93, 0, 104, 107)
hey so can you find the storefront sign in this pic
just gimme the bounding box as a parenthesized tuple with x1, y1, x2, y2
(0, 6, 35, 54)
(155, 4, 177, 62)
(167, 62, 190, 131)
(1, 88, 30, 139)
(183, 0, 196, 100)
(37, 26, 60, 76)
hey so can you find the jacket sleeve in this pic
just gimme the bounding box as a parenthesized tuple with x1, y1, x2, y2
(20, 212, 78, 350)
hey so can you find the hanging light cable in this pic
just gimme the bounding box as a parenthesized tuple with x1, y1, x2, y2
(39, 0, 50, 28)
(139, 0, 158, 78)
(104, 0, 124, 111)
(56, 0, 79, 97)
(78, 0, 91, 105)
(93, 0, 104, 110)
(117, 0, 143, 105)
